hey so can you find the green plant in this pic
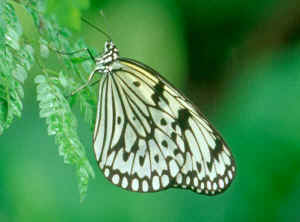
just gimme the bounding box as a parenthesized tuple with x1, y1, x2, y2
(0, 0, 96, 202)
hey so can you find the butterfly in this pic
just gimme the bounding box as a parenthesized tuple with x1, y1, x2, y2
(76, 38, 236, 195)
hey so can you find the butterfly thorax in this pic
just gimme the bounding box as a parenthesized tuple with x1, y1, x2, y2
(95, 41, 120, 73)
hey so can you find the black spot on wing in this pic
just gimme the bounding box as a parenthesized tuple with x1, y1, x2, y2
(117, 116, 122, 124)
(206, 139, 223, 171)
(133, 81, 141, 87)
(177, 108, 191, 131)
(209, 137, 223, 161)
(173, 149, 180, 155)
(207, 159, 214, 171)
(171, 132, 176, 141)
(196, 162, 202, 172)
(154, 154, 159, 163)
(160, 118, 167, 126)
(139, 156, 145, 165)
(171, 121, 177, 130)
(123, 152, 130, 161)
(151, 81, 169, 105)
(161, 140, 168, 148)
(111, 126, 125, 152)
(131, 140, 139, 153)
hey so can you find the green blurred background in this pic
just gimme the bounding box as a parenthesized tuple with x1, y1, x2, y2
(2, 0, 300, 221)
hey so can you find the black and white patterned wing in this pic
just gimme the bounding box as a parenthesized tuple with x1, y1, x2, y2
(93, 57, 235, 194)
(93, 71, 182, 192)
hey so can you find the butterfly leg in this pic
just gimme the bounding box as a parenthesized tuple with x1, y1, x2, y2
(70, 69, 98, 96)
(49, 46, 96, 63)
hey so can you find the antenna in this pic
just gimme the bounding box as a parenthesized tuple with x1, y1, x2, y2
(99, 10, 111, 36)
(81, 17, 112, 40)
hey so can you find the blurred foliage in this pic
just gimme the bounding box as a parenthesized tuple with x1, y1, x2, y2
(0, 1, 34, 135)
(1, 0, 300, 221)
(0, 0, 96, 201)
(215, 46, 300, 221)
(46, 0, 90, 30)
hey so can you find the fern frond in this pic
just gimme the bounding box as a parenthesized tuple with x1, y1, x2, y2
(35, 74, 95, 202)
(0, 0, 98, 200)
(0, 1, 34, 135)
(23, 1, 98, 200)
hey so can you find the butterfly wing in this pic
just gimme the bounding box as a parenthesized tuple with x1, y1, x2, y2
(93, 57, 235, 194)
(93, 70, 181, 192)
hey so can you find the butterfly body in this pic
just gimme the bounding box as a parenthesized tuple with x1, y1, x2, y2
(91, 40, 235, 195)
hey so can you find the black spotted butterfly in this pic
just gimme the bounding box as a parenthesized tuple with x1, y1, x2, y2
(74, 22, 236, 195)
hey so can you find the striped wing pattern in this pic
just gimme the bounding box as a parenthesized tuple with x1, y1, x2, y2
(93, 57, 235, 195)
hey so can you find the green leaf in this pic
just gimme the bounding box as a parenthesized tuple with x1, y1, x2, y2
(0, 1, 34, 135)
(5, 26, 20, 50)
(12, 64, 27, 83)
(0, 0, 7, 49)
(19, 0, 97, 200)
(35, 75, 95, 202)
(40, 38, 50, 58)
(20, 45, 35, 70)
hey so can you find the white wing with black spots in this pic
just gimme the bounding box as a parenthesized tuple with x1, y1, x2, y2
(93, 73, 184, 192)
(92, 40, 236, 195)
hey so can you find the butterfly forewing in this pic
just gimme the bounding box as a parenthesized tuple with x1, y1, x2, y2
(94, 74, 181, 192)
(92, 41, 235, 195)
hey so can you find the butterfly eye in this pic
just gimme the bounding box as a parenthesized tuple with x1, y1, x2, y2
(104, 41, 109, 48)
(104, 41, 112, 51)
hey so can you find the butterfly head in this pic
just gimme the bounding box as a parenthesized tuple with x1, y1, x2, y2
(95, 41, 120, 73)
